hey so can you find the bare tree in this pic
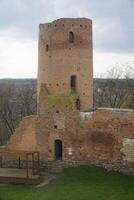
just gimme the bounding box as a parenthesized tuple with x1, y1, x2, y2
(0, 79, 37, 144)
(124, 63, 134, 109)
(0, 84, 15, 138)
(17, 86, 37, 119)
(94, 62, 134, 109)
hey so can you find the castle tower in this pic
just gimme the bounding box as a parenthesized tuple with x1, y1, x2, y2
(38, 18, 93, 112)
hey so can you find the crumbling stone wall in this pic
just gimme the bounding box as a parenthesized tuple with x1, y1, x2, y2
(121, 138, 134, 162)
(7, 116, 38, 151)
(4, 100, 134, 171)
(81, 108, 134, 162)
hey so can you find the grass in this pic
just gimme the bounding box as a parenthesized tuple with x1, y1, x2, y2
(0, 166, 134, 200)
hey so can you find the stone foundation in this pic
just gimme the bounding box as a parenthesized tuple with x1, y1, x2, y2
(2, 159, 134, 176)
(41, 160, 134, 175)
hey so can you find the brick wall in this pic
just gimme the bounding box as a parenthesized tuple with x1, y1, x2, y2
(38, 18, 93, 111)
(6, 101, 134, 163)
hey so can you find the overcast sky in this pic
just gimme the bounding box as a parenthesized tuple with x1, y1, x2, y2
(0, 0, 134, 78)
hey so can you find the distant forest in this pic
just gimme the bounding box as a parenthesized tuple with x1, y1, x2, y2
(0, 78, 133, 145)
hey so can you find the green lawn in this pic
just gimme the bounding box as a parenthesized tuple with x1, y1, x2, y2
(0, 166, 134, 200)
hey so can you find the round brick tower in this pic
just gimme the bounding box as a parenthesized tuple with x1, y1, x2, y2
(38, 18, 93, 112)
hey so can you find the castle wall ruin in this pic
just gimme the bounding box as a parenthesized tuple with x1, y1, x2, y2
(2, 18, 134, 173)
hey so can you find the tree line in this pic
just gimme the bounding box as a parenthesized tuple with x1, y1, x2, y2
(94, 64, 134, 109)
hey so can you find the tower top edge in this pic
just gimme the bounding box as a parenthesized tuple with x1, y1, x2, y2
(39, 17, 92, 27)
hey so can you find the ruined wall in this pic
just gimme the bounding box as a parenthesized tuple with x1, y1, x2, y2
(77, 108, 134, 162)
(7, 116, 39, 151)
(6, 115, 50, 160)
(5, 106, 134, 163)
(60, 108, 134, 162)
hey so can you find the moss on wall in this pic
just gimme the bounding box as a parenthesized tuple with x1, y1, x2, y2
(39, 83, 79, 108)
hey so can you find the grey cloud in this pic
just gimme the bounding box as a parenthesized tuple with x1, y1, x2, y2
(88, 0, 134, 53)
(0, 0, 56, 38)
(0, 0, 134, 52)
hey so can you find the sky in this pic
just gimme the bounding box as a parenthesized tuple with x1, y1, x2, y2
(0, 0, 134, 78)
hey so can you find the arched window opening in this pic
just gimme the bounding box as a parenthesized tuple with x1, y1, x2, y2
(55, 140, 62, 160)
(71, 75, 77, 93)
(76, 98, 81, 110)
(69, 31, 74, 43)
(46, 44, 49, 52)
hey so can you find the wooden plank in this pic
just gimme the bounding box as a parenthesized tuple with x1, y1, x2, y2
(0, 176, 42, 185)
(0, 168, 42, 185)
